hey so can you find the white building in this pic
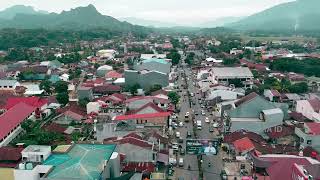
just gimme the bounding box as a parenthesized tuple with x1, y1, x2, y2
(211, 67, 253, 88)
(21, 145, 51, 162)
(0, 80, 20, 90)
(296, 99, 320, 121)
(97, 49, 117, 59)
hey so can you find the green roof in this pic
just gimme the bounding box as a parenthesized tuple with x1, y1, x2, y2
(44, 144, 116, 180)
(143, 58, 169, 64)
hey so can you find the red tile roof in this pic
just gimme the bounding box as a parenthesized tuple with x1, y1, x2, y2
(233, 137, 255, 153)
(308, 98, 320, 112)
(125, 96, 168, 103)
(224, 130, 265, 144)
(235, 92, 258, 107)
(126, 102, 164, 115)
(93, 84, 121, 93)
(0, 103, 36, 140)
(105, 71, 123, 78)
(265, 125, 294, 139)
(122, 162, 155, 173)
(114, 112, 171, 121)
(305, 123, 320, 135)
(0, 147, 23, 162)
(270, 90, 281, 97)
(43, 123, 67, 134)
(151, 89, 168, 96)
(123, 132, 143, 140)
(5, 96, 48, 110)
(114, 137, 153, 148)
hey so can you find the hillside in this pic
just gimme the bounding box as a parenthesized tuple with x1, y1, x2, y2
(0, 5, 48, 20)
(119, 17, 181, 28)
(0, 4, 150, 34)
(227, 0, 320, 32)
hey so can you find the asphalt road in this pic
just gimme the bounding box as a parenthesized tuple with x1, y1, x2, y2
(172, 61, 223, 180)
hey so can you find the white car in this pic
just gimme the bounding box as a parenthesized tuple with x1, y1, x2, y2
(213, 123, 220, 128)
(205, 117, 210, 123)
(179, 122, 184, 127)
(201, 110, 205, 115)
(176, 132, 181, 138)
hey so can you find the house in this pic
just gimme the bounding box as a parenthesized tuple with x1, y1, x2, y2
(22, 84, 44, 96)
(55, 103, 86, 124)
(105, 71, 123, 79)
(86, 101, 108, 114)
(96, 49, 116, 59)
(93, 84, 121, 96)
(77, 86, 94, 100)
(113, 112, 171, 127)
(96, 65, 113, 77)
(250, 153, 320, 180)
(113, 137, 156, 162)
(0, 146, 24, 180)
(134, 58, 171, 74)
(264, 89, 281, 102)
(296, 98, 320, 121)
(0, 103, 36, 147)
(295, 123, 320, 150)
(20, 66, 48, 81)
(225, 93, 288, 135)
(125, 96, 169, 110)
(211, 67, 253, 88)
(232, 137, 255, 156)
(0, 80, 20, 90)
(125, 69, 169, 90)
(206, 89, 244, 102)
(14, 144, 120, 180)
(5, 96, 48, 111)
(140, 54, 167, 60)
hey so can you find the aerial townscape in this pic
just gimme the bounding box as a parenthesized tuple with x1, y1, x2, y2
(1, 0, 320, 180)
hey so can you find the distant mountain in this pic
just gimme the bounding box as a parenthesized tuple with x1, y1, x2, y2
(0, 4, 150, 33)
(119, 17, 181, 28)
(196, 17, 243, 28)
(0, 5, 48, 20)
(227, 0, 320, 31)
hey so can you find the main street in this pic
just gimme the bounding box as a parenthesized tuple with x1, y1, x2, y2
(173, 58, 223, 180)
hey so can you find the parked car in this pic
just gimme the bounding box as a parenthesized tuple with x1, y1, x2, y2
(205, 117, 210, 123)
(209, 126, 214, 132)
(213, 123, 220, 128)
(178, 138, 183, 144)
(187, 131, 192, 138)
(179, 122, 184, 127)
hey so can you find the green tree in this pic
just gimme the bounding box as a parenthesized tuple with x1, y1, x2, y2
(168, 91, 180, 108)
(170, 38, 180, 48)
(280, 78, 291, 93)
(40, 80, 52, 95)
(54, 81, 68, 93)
(129, 83, 141, 95)
(289, 82, 309, 94)
(21, 119, 34, 133)
(56, 92, 69, 105)
(78, 98, 90, 108)
(228, 79, 243, 88)
(147, 84, 162, 95)
(166, 49, 181, 65)
(223, 58, 239, 66)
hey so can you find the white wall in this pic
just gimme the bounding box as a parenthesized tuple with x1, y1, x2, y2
(296, 100, 314, 120)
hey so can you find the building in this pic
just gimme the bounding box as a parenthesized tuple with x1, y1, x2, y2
(13, 144, 120, 180)
(77, 86, 94, 101)
(96, 65, 113, 77)
(125, 70, 169, 90)
(0, 103, 36, 147)
(296, 98, 320, 121)
(263, 89, 281, 102)
(295, 123, 320, 150)
(140, 54, 167, 60)
(225, 93, 288, 135)
(113, 112, 171, 127)
(0, 80, 20, 90)
(134, 58, 171, 74)
(211, 67, 253, 88)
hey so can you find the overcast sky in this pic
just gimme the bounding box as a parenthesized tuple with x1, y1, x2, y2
(0, 0, 293, 24)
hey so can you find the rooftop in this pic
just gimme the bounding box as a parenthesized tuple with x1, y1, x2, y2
(22, 145, 51, 153)
(43, 144, 116, 180)
(113, 112, 171, 121)
(142, 58, 169, 65)
(0, 103, 36, 140)
(212, 67, 253, 77)
(305, 123, 320, 135)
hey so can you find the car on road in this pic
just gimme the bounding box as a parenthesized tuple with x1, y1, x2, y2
(187, 131, 192, 138)
(172, 145, 179, 151)
(185, 112, 190, 118)
(193, 101, 196, 105)
(205, 117, 210, 123)
(179, 158, 184, 167)
(180, 148, 185, 155)
(178, 138, 183, 144)
(213, 123, 220, 128)
(195, 111, 199, 115)
(209, 126, 214, 132)
(176, 132, 181, 138)
(201, 105, 205, 108)
(179, 122, 184, 127)
(201, 110, 206, 115)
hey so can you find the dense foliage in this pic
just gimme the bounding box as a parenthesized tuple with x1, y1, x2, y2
(270, 58, 320, 77)
(166, 49, 181, 65)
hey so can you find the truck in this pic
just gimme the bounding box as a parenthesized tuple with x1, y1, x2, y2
(197, 120, 202, 130)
